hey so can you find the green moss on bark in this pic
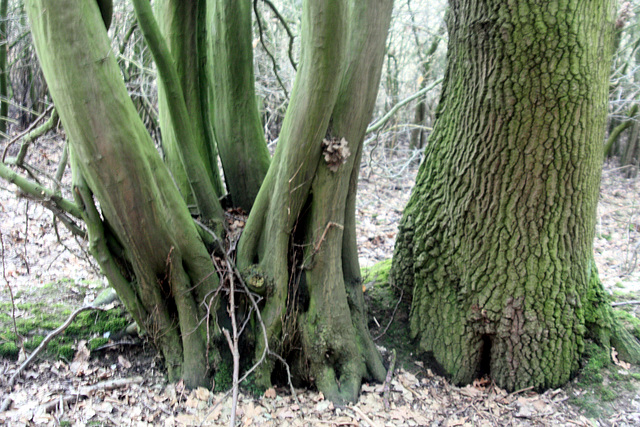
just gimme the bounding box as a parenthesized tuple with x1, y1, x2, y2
(391, 0, 637, 391)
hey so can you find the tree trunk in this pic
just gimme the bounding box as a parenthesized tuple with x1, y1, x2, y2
(0, 0, 8, 137)
(154, 0, 225, 204)
(621, 119, 640, 178)
(207, 0, 270, 211)
(238, 0, 392, 403)
(392, 0, 638, 391)
(26, 0, 220, 389)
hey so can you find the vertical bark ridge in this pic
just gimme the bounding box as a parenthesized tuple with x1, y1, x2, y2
(392, 0, 617, 390)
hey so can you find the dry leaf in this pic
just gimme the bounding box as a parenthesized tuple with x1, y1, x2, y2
(612, 347, 632, 370)
(263, 387, 277, 399)
(118, 355, 132, 369)
(195, 387, 210, 401)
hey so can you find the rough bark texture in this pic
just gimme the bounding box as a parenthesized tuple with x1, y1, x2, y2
(391, 0, 633, 391)
(26, 0, 219, 388)
(237, 0, 392, 403)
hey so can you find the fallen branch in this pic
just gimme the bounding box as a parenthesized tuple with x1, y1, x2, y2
(351, 405, 381, 427)
(7, 305, 103, 387)
(382, 349, 397, 411)
(612, 300, 640, 307)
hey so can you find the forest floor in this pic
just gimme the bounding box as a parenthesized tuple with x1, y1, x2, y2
(1, 135, 640, 425)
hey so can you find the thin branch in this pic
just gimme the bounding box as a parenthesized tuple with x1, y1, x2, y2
(382, 349, 396, 411)
(253, 0, 290, 99)
(0, 230, 19, 347)
(261, 0, 297, 71)
(366, 77, 443, 134)
(612, 300, 640, 307)
(374, 284, 404, 341)
(197, 221, 303, 427)
(1, 104, 55, 163)
(222, 258, 240, 427)
(0, 161, 83, 218)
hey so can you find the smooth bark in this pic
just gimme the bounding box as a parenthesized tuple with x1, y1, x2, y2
(207, 0, 270, 211)
(154, 0, 225, 203)
(238, 0, 392, 403)
(26, 0, 220, 388)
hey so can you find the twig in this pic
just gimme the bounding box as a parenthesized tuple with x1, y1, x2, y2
(7, 305, 103, 387)
(261, 0, 297, 71)
(366, 78, 443, 134)
(22, 200, 29, 274)
(382, 349, 396, 411)
(197, 222, 303, 427)
(351, 405, 381, 427)
(0, 396, 11, 412)
(507, 385, 534, 397)
(222, 258, 240, 427)
(253, 0, 290, 99)
(1, 104, 54, 162)
(374, 285, 403, 341)
(0, 230, 19, 346)
(612, 300, 640, 307)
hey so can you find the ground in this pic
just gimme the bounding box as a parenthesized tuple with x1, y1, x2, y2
(1, 134, 640, 425)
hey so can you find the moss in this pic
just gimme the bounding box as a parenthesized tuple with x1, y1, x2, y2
(241, 372, 267, 396)
(362, 259, 395, 310)
(0, 341, 18, 358)
(213, 358, 233, 392)
(579, 343, 610, 385)
(613, 309, 640, 340)
(599, 385, 617, 401)
(89, 337, 110, 350)
(25, 335, 44, 350)
(57, 344, 75, 360)
(66, 309, 128, 336)
(241, 265, 273, 295)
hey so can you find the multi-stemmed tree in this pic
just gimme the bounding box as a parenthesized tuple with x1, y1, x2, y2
(21, 0, 393, 403)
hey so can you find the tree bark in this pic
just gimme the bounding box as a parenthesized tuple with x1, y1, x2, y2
(392, 0, 637, 391)
(26, 0, 220, 388)
(238, 0, 392, 403)
(154, 0, 225, 204)
(0, 0, 8, 137)
(207, 0, 270, 211)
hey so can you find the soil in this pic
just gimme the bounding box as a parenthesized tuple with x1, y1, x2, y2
(1, 135, 640, 425)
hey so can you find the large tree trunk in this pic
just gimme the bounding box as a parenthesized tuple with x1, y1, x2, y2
(392, 0, 639, 391)
(238, 0, 392, 403)
(26, 0, 220, 389)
